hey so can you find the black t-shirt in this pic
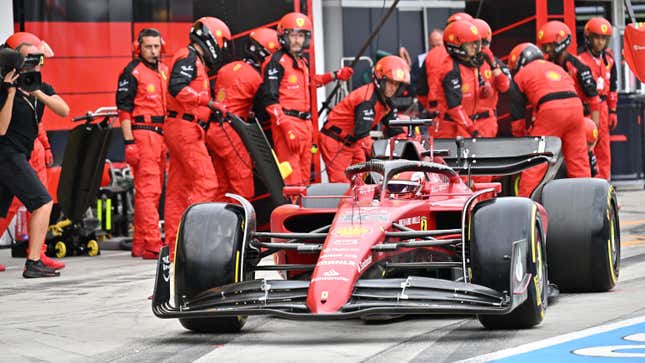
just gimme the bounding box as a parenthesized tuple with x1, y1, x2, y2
(0, 82, 55, 155)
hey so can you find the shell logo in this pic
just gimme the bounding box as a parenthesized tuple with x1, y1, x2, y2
(216, 89, 226, 102)
(335, 226, 370, 237)
(233, 63, 242, 71)
(484, 69, 492, 79)
(395, 68, 405, 81)
(511, 54, 517, 62)
(462, 84, 470, 92)
(546, 70, 562, 81)
(601, 24, 608, 34)
(268, 41, 276, 50)
(470, 25, 478, 35)
(288, 75, 298, 83)
(147, 84, 156, 93)
(538, 30, 544, 40)
(296, 17, 306, 27)
(215, 29, 222, 38)
(448, 34, 455, 42)
(559, 30, 565, 37)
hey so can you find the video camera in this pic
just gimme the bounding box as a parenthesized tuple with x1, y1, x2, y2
(0, 49, 42, 92)
(16, 53, 43, 92)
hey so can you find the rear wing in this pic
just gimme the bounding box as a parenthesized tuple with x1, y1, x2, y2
(372, 136, 563, 177)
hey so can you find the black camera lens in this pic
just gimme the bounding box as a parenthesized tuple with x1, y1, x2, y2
(0, 48, 24, 78)
(17, 71, 41, 92)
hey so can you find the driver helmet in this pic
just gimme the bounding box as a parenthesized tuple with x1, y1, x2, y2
(387, 171, 424, 198)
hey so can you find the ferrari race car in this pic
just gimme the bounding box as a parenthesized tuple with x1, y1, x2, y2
(152, 119, 620, 332)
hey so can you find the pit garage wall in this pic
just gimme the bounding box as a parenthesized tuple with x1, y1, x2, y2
(11, 0, 297, 131)
(0, 3, 13, 43)
(321, 0, 465, 96)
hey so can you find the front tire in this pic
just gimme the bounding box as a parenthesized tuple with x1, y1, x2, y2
(174, 202, 253, 333)
(470, 197, 548, 329)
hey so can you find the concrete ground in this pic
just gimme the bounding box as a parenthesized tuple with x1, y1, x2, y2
(1, 189, 645, 363)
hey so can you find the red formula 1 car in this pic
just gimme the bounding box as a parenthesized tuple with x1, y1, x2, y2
(152, 119, 620, 332)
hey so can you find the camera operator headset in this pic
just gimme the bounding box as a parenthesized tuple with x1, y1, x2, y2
(0, 48, 60, 278)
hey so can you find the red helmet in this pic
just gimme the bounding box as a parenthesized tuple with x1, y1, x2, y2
(584, 117, 598, 147)
(584, 17, 613, 51)
(374, 55, 411, 84)
(537, 21, 572, 55)
(3, 32, 54, 57)
(446, 12, 473, 25)
(471, 18, 492, 47)
(246, 27, 279, 64)
(277, 12, 313, 53)
(507, 42, 544, 74)
(373, 55, 410, 100)
(443, 20, 481, 58)
(190, 17, 232, 70)
(387, 171, 425, 198)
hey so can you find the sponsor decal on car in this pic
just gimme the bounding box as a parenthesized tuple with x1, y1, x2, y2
(358, 256, 372, 272)
(334, 226, 370, 237)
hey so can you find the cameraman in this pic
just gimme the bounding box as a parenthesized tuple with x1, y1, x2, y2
(0, 48, 59, 278)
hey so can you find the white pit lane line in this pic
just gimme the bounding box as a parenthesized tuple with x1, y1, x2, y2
(457, 315, 645, 363)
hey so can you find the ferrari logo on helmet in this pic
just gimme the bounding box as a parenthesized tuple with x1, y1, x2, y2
(216, 89, 226, 102)
(546, 70, 562, 81)
(511, 54, 517, 62)
(147, 84, 155, 93)
(448, 34, 455, 42)
(538, 30, 544, 40)
(559, 30, 565, 37)
(296, 17, 306, 27)
(395, 68, 405, 81)
(161, 71, 167, 80)
(484, 69, 492, 79)
(470, 25, 478, 35)
(593, 128, 598, 139)
(601, 24, 608, 33)
(233, 63, 242, 71)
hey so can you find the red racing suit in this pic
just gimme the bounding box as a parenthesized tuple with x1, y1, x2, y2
(424, 46, 449, 113)
(578, 49, 617, 180)
(206, 60, 259, 200)
(320, 83, 393, 183)
(164, 45, 218, 259)
(434, 56, 509, 138)
(509, 60, 591, 197)
(116, 58, 168, 256)
(474, 56, 512, 137)
(259, 50, 337, 186)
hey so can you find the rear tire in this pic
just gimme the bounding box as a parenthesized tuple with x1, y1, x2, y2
(470, 197, 547, 329)
(541, 178, 619, 292)
(174, 202, 253, 333)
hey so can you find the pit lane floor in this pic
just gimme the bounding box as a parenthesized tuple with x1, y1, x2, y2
(2, 189, 645, 363)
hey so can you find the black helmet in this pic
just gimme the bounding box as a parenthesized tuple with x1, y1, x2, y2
(189, 17, 232, 71)
(507, 43, 544, 74)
